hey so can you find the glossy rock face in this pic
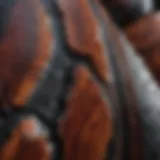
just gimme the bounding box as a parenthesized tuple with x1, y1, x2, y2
(0, 0, 154, 159)
(0, 0, 114, 159)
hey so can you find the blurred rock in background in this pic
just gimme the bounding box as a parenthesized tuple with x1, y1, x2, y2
(102, 0, 155, 27)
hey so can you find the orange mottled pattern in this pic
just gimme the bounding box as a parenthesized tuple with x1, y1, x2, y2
(58, 0, 110, 82)
(0, 0, 53, 107)
(0, 118, 51, 160)
(125, 12, 160, 83)
(59, 66, 112, 160)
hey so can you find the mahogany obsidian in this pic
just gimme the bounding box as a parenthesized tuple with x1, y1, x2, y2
(0, 0, 160, 160)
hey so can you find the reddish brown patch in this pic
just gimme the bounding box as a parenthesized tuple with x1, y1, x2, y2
(0, 0, 53, 107)
(0, 118, 51, 160)
(58, 0, 109, 82)
(125, 13, 160, 49)
(125, 13, 160, 83)
(59, 66, 112, 160)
